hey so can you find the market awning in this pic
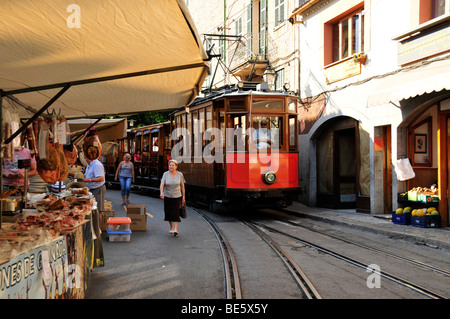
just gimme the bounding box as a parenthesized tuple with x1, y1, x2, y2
(0, 0, 209, 119)
(367, 57, 450, 106)
(67, 118, 127, 144)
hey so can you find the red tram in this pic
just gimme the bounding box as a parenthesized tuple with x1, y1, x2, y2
(106, 122, 171, 191)
(108, 83, 301, 210)
(171, 83, 301, 209)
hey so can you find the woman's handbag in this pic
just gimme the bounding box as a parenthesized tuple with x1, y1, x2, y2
(180, 202, 187, 218)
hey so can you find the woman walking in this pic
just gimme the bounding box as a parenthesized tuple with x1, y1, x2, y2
(115, 153, 135, 205)
(160, 159, 185, 236)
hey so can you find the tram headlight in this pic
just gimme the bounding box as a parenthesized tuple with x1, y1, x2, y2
(262, 171, 277, 185)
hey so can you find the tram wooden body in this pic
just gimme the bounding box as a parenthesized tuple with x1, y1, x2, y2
(109, 84, 301, 209)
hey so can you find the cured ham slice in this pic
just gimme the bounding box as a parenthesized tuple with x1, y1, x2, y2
(63, 143, 78, 165)
(82, 129, 102, 160)
(55, 143, 69, 181)
(37, 142, 60, 184)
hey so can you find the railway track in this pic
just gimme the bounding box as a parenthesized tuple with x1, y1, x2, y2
(242, 220, 322, 299)
(195, 208, 321, 299)
(196, 210, 242, 299)
(194, 204, 447, 299)
(251, 220, 447, 299)
(274, 215, 450, 277)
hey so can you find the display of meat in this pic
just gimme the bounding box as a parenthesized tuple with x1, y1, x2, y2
(69, 187, 89, 195)
(25, 125, 38, 157)
(3, 123, 14, 161)
(63, 143, 78, 165)
(37, 142, 60, 184)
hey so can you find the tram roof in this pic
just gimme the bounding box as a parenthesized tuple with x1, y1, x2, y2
(190, 85, 296, 107)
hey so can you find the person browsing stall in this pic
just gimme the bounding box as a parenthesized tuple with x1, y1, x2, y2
(159, 159, 185, 236)
(83, 157, 106, 211)
(115, 153, 135, 205)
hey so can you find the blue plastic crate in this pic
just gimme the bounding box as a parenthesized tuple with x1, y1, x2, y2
(411, 215, 441, 228)
(106, 229, 132, 242)
(392, 212, 411, 225)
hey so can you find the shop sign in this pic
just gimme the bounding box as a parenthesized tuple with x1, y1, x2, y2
(325, 58, 361, 84)
(398, 23, 450, 65)
(0, 236, 76, 299)
(374, 136, 383, 151)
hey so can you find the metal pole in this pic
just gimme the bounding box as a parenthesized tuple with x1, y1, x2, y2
(1, 90, 3, 229)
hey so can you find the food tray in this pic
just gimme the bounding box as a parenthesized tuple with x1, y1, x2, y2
(391, 212, 411, 225)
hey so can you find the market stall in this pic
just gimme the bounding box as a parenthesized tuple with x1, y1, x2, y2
(0, 187, 103, 299)
(0, 0, 208, 299)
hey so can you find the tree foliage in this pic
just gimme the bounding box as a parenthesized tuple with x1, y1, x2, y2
(128, 111, 171, 127)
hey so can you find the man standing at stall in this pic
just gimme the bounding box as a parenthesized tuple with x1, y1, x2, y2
(83, 157, 106, 212)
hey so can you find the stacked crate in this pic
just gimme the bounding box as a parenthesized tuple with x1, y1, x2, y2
(106, 217, 132, 242)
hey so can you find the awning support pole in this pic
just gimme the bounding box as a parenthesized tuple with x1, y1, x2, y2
(1, 90, 3, 229)
(71, 118, 102, 144)
(3, 86, 71, 146)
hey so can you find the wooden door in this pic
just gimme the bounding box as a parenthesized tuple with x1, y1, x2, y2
(383, 126, 392, 214)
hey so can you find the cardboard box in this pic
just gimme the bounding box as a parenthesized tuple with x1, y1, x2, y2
(126, 204, 146, 215)
(100, 211, 115, 232)
(417, 194, 439, 203)
(128, 213, 147, 231)
(125, 204, 153, 231)
(407, 190, 418, 201)
(104, 200, 113, 211)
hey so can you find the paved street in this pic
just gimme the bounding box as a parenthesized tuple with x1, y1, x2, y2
(86, 189, 224, 299)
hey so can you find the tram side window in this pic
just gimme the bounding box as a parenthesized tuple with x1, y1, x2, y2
(187, 112, 192, 158)
(199, 108, 206, 148)
(151, 133, 159, 152)
(192, 110, 202, 157)
(289, 116, 297, 151)
(252, 116, 283, 150)
(143, 135, 149, 152)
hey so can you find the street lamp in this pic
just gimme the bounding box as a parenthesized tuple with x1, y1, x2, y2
(263, 64, 276, 90)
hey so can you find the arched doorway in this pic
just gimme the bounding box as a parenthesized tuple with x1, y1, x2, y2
(315, 116, 370, 211)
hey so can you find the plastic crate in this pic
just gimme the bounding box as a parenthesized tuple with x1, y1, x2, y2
(107, 229, 132, 242)
(107, 217, 131, 232)
(411, 215, 441, 228)
(392, 212, 411, 225)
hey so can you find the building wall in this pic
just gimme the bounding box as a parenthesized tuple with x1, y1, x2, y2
(187, 0, 300, 92)
(295, 0, 450, 219)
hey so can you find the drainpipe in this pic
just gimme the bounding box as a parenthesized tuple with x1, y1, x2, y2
(297, 17, 302, 100)
(224, 0, 228, 85)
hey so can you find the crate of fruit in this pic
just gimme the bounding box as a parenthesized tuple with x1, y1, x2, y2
(392, 210, 411, 225)
(411, 215, 441, 228)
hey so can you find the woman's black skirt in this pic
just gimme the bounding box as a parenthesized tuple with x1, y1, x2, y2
(164, 196, 182, 222)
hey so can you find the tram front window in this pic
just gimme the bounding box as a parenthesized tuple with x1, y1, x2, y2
(252, 116, 282, 151)
(227, 115, 248, 152)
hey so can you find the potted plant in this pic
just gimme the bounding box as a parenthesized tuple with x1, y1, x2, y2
(353, 52, 367, 65)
